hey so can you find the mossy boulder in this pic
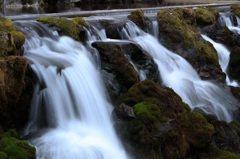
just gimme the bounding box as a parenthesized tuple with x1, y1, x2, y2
(0, 17, 16, 32)
(37, 17, 80, 41)
(231, 4, 240, 18)
(228, 46, 240, 82)
(210, 120, 240, 154)
(0, 129, 36, 159)
(157, 8, 225, 82)
(195, 7, 219, 26)
(92, 42, 139, 94)
(128, 9, 145, 29)
(116, 80, 214, 159)
(173, 7, 196, 26)
(201, 24, 240, 48)
(73, 17, 88, 27)
(0, 56, 33, 129)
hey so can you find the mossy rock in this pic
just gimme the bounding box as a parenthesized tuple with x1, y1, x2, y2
(127, 9, 145, 29)
(228, 46, 240, 82)
(73, 17, 88, 27)
(37, 17, 80, 41)
(11, 31, 25, 49)
(230, 120, 240, 136)
(0, 17, 16, 32)
(0, 129, 36, 159)
(92, 42, 139, 94)
(157, 9, 224, 82)
(231, 4, 240, 18)
(195, 7, 219, 26)
(119, 80, 214, 159)
(173, 7, 196, 25)
(199, 144, 240, 159)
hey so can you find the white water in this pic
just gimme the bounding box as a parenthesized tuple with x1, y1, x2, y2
(219, 12, 240, 33)
(201, 35, 238, 87)
(121, 21, 239, 122)
(19, 22, 128, 159)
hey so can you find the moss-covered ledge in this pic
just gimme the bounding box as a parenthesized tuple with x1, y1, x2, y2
(195, 7, 219, 26)
(37, 17, 81, 41)
(231, 4, 240, 18)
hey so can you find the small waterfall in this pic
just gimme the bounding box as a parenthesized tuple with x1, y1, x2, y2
(202, 35, 238, 87)
(121, 21, 239, 122)
(15, 21, 128, 159)
(219, 12, 240, 33)
(152, 21, 159, 38)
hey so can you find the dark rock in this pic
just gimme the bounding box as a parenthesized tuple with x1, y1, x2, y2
(228, 46, 240, 82)
(231, 4, 240, 18)
(211, 120, 240, 154)
(201, 24, 240, 48)
(113, 103, 135, 120)
(92, 41, 139, 94)
(157, 8, 225, 82)
(193, 107, 218, 122)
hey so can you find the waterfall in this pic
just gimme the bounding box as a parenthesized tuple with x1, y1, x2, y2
(15, 21, 128, 159)
(201, 35, 238, 87)
(219, 12, 240, 33)
(121, 21, 239, 122)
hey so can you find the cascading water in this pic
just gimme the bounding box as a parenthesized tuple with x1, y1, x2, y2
(121, 21, 239, 122)
(201, 35, 238, 87)
(14, 21, 128, 159)
(219, 12, 240, 33)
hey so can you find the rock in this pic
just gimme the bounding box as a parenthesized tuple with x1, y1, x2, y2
(92, 42, 139, 94)
(157, 8, 225, 82)
(201, 24, 240, 48)
(73, 17, 88, 27)
(0, 129, 36, 159)
(211, 120, 240, 154)
(193, 107, 218, 122)
(37, 17, 80, 41)
(112, 103, 135, 120)
(0, 56, 32, 129)
(228, 46, 240, 82)
(230, 120, 240, 136)
(195, 7, 219, 26)
(116, 80, 214, 159)
(231, 4, 240, 18)
(128, 9, 145, 29)
(0, 17, 16, 32)
(173, 7, 196, 26)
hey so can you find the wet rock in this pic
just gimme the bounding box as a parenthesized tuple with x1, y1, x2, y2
(157, 8, 225, 82)
(116, 80, 214, 159)
(231, 4, 240, 18)
(195, 7, 219, 26)
(228, 46, 240, 82)
(193, 107, 218, 122)
(37, 17, 80, 41)
(92, 41, 139, 94)
(128, 9, 145, 30)
(211, 120, 240, 154)
(113, 103, 135, 120)
(201, 24, 240, 48)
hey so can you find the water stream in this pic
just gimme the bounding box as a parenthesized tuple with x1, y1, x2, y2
(121, 21, 239, 122)
(14, 21, 128, 159)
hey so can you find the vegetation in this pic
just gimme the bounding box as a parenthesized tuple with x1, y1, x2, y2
(73, 17, 88, 27)
(195, 7, 219, 26)
(128, 9, 145, 29)
(231, 4, 240, 18)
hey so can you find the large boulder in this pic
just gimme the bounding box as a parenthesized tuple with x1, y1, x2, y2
(228, 46, 240, 82)
(115, 80, 215, 159)
(92, 42, 139, 95)
(157, 8, 225, 82)
(37, 17, 81, 41)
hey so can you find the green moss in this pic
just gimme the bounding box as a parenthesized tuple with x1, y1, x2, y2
(0, 151, 7, 159)
(208, 144, 240, 159)
(230, 120, 240, 136)
(11, 31, 25, 49)
(37, 17, 80, 41)
(195, 7, 218, 26)
(128, 9, 145, 29)
(0, 129, 35, 159)
(73, 17, 88, 27)
(231, 4, 240, 18)
(173, 7, 196, 25)
(0, 17, 16, 32)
